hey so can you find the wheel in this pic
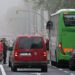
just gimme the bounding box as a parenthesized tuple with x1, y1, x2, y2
(41, 65, 48, 72)
(11, 62, 17, 72)
(51, 61, 56, 66)
(8, 61, 11, 67)
(11, 65, 17, 72)
(69, 61, 74, 70)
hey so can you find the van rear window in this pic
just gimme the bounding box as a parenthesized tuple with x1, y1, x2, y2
(18, 37, 43, 49)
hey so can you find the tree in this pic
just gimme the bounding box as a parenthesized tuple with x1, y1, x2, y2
(61, 0, 75, 8)
(25, 0, 75, 18)
(24, 0, 63, 19)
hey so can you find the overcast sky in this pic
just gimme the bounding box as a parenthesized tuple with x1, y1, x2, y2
(0, 0, 26, 39)
(0, 0, 24, 17)
(0, 0, 47, 40)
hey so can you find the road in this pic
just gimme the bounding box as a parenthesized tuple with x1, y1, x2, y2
(0, 51, 74, 75)
(0, 64, 75, 75)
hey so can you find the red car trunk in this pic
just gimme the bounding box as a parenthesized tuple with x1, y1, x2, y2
(14, 49, 47, 61)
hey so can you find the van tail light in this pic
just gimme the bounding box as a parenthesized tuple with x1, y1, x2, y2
(43, 52, 47, 57)
(14, 52, 18, 57)
(58, 43, 64, 54)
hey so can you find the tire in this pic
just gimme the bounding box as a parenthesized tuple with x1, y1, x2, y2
(11, 63, 17, 72)
(69, 64, 74, 70)
(69, 61, 74, 70)
(51, 61, 56, 66)
(8, 61, 11, 67)
(41, 65, 48, 72)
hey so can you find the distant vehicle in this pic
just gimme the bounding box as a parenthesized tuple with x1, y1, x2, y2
(10, 35, 48, 72)
(46, 9, 75, 69)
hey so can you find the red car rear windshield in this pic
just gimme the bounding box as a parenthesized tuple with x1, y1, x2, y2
(18, 37, 43, 49)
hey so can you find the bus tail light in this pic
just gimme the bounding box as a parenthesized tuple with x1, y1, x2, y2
(58, 43, 62, 50)
(58, 43, 64, 54)
(63, 48, 73, 53)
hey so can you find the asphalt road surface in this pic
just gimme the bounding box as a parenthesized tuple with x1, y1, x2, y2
(0, 51, 74, 75)
(0, 64, 74, 75)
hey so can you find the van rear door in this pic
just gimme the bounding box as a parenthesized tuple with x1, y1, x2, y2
(15, 37, 47, 62)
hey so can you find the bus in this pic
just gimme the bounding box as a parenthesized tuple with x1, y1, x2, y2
(46, 9, 75, 69)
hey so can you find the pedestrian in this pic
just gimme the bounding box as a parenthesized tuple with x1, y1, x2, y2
(2, 38, 8, 64)
(0, 40, 3, 61)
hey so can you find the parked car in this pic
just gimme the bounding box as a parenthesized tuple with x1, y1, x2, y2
(10, 35, 48, 72)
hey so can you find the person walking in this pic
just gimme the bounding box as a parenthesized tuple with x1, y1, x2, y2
(2, 38, 8, 64)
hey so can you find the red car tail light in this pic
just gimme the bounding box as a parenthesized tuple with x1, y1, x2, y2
(58, 43, 65, 54)
(14, 52, 18, 57)
(43, 52, 47, 57)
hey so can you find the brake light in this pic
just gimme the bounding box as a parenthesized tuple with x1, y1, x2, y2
(63, 48, 73, 53)
(58, 43, 64, 54)
(43, 52, 47, 57)
(58, 43, 62, 50)
(14, 52, 18, 57)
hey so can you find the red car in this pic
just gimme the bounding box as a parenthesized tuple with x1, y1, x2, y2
(10, 36, 48, 72)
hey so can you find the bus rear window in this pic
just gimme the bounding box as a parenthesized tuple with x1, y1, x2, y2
(64, 14, 75, 26)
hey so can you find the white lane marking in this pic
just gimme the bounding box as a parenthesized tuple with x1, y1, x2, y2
(0, 65, 6, 75)
(64, 71, 68, 73)
(31, 73, 41, 75)
(36, 73, 41, 75)
(59, 69, 63, 71)
(52, 66, 57, 68)
(70, 73, 75, 75)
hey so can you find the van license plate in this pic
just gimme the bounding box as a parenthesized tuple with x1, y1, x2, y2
(20, 53, 31, 56)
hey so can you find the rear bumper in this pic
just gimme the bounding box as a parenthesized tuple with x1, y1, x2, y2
(13, 61, 47, 68)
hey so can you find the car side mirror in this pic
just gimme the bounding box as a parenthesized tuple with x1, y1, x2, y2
(46, 20, 53, 30)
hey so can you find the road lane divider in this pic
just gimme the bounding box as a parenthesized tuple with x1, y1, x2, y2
(58, 69, 63, 71)
(0, 65, 6, 75)
(36, 73, 41, 75)
(70, 73, 74, 75)
(64, 71, 68, 73)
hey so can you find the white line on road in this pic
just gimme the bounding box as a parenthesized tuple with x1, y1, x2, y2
(36, 73, 41, 75)
(0, 65, 6, 75)
(52, 66, 57, 68)
(58, 69, 63, 71)
(31, 73, 41, 75)
(70, 73, 75, 75)
(64, 71, 68, 73)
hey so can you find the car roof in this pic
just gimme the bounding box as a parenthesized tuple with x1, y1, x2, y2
(17, 35, 43, 39)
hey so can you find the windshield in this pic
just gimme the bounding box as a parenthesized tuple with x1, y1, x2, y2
(18, 37, 43, 49)
(64, 14, 75, 26)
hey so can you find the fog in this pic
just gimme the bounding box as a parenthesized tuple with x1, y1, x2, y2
(0, 0, 25, 39)
(0, 0, 47, 41)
